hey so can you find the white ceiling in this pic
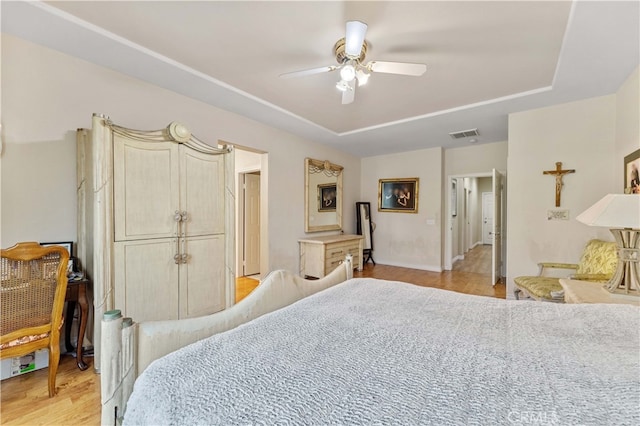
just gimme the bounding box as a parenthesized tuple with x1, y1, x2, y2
(2, 1, 639, 157)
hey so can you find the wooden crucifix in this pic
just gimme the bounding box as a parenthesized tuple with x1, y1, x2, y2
(543, 162, 575, 207)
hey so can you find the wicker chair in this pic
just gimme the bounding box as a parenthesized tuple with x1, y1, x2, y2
(513, 239, 618, 302)
(1, 242, 69, 397)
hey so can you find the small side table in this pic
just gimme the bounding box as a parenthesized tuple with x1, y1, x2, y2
(559, 279, 640, 306)
(65, 278, 90, 370)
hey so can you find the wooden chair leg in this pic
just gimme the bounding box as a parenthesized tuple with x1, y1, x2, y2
(48, 344, 61, 397)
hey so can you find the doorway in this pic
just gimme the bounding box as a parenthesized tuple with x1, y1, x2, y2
(445, 171, 506, 285)
(234, 146, 267, 278)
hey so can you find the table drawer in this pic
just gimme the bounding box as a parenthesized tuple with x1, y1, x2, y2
(324, 257, 360, 274)
(326, 242, 359, 258)
(325, 257, 345, 273)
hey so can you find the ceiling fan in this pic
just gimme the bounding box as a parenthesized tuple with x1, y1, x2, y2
(279, 21, 427, 105)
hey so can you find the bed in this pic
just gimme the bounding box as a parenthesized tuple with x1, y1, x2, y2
(102, 257, 640, 425)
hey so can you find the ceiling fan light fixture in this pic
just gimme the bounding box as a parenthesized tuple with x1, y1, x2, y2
(356, 69, 370, 86)
(340, 64, 356, 82)
(345, 20, 368, 57)
(336, 80, 350, 92)
(279, 20, 427, 105)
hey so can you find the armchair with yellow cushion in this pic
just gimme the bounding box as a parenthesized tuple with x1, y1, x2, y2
(514, 239, 618, 302)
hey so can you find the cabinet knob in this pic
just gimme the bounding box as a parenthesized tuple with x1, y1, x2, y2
(174, 254, 180, 264)
(174, 211, 182, 222)
(181, 211, 188, 222)
(181, 253, 188, 264)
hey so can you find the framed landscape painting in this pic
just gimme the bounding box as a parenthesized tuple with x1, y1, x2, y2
(624, 148, 640, 194)
(378, 178, 419, 213)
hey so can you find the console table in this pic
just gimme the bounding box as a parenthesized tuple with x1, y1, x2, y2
(299, 234, 364, 279)
(65, 278, 90, 370)
(559, 279, 640, 306)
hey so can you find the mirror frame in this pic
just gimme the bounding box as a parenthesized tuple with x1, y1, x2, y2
(355, 202, 374, 251)
(304, 157, 343, 232)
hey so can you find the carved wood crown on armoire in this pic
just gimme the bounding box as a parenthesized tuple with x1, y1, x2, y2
(77, 114, 235, 371)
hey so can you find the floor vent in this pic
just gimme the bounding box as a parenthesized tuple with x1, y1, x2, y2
(449, 128, 479, 139)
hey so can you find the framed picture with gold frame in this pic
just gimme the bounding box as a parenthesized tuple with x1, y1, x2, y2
(624, 148, 640, 194)
(378, 178, 419, 213)
(317, 183, 337, 212)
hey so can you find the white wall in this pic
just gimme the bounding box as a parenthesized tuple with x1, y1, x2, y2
(360, 147, 443, 271)
(616, 67, 640, 178)
(465, 178, 476, 250)
(445, 141, 508, 176)
(452, 177, 479, 260)
(451, 178, 461, 259)
(1, 138, 77, 247)
(506, 95, 618, 298)
(1, 35, 361, 274)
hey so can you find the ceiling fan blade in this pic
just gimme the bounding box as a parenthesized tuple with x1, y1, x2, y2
(345, 20, 368, 57)
(279, 65, 337, 79)
(368, 61, 427, 76)
(342, 80, 356, 105)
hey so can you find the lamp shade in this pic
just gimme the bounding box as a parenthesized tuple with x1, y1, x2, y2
(576, 194, 640, 228)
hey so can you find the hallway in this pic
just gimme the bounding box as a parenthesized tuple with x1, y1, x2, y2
(452, 245, 491, 274)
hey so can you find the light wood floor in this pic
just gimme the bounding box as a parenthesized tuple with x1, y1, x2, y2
(1, 267, 503, 425)
(235, 276, 260, 303)
(355, 256, 505, 299)
(452, 244, 492, 275)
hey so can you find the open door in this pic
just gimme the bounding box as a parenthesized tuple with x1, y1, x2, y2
(243, 172, 261, 276)
(491, 169, 503, 286)
(482, 192, 494, 245)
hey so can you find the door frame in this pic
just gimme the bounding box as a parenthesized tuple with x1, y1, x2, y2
(491, 168, 504, 286)
(230, 143, 268, 279)
(444, 172, 506, 273)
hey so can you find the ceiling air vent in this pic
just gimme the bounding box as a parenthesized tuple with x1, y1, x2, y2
(449, 128, 479, 139)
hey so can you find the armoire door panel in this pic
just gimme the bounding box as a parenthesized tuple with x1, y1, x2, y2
(114, 137, 180, 241)
(114, 239, 179, 322)
(180, 147, 225, 237)
(179, 235, 225, 318)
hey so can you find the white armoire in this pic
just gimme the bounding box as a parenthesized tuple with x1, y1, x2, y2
(77, 115, 235, 371)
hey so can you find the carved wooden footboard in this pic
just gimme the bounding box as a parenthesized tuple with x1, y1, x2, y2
(100, 256, 353, 425)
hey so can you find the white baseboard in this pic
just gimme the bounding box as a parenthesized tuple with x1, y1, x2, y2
(452, 255, 464, 263)
(472, 241, 483, 249)
(374, 259, 442, 273)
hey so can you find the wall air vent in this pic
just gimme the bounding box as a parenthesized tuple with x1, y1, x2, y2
(449, 128, 479, 139)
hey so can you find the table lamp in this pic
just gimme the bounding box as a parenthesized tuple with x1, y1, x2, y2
(576, 194, 640, 296)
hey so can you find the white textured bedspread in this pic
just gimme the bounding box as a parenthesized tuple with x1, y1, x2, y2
(124, 278, 640, 425)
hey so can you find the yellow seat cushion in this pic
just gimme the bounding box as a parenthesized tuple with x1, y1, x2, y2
(514, 276, 562, 300)
(576, 240, 618, 276)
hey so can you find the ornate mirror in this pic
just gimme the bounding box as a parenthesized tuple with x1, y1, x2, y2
(304, 158, 343, 232)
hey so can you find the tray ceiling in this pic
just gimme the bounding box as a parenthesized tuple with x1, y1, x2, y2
(3, 1, 639, 156)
